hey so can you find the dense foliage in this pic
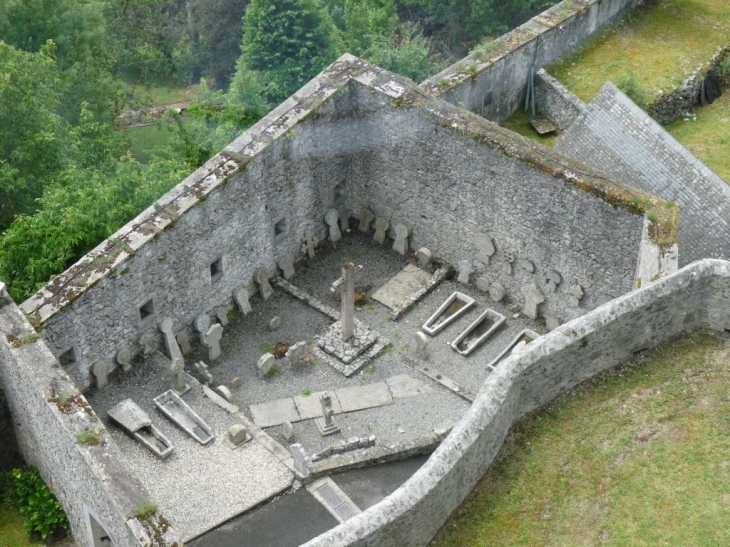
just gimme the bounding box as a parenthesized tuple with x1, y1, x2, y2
(3, 467, 68, 539)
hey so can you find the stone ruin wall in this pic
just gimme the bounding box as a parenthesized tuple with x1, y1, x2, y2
(0, 299, 179, 547)
(422, 0, 639, 122)
(347, 86, 645, 322)
(30, 92, 355, 390)
(302, 259, 730, 547)
(534, 68, 588, 130)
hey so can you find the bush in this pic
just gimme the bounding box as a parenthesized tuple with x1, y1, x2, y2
(4, 467, 68, 539)
(616, 72, 649, 108)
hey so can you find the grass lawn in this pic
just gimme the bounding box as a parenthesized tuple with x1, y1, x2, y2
(550, 0, 730, 105)
(129, 83, 198, 107)
(431, 330, 730, 546)
(0, 504, 41, 547)
(499, 109, 558, 148)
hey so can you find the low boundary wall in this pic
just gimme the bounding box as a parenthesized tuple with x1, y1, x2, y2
(302, 258, 730, 546)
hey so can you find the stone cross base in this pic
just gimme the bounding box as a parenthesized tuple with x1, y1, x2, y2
(174, 383, 192, 397)
(317, 320, 377, 364)
(315, 417, 341, 436)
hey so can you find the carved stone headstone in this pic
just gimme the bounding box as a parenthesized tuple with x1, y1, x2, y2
(214, 385, 232, 402)
(171, 357, 190, 396)
(304, 230, 317, 259)
(373, 217, 389, 244)
(194, 314, 211, 340)
(315, 392, 340, 436)
(92, 360, 109, 389)
(255, 268, 273, 300)
(234, 288, 253, 316)
(257, 353, 276, 375)
(596, 294, 615, 307)
(159, 317, 184, 362)
(474, 233, 496, 264)
(324, 208, 341, 244)
(228, 424, 249, 446)
(416, 247, 433, 269)
(216, 308, 229, 327)
(518, 258, 535, 274)
(392, 222, 412, 255)
(521, 283, 545, 320)
(282, 421, 294, 443)
(545, 270, 562, 293)
(269, 316, 281, 331)
(475, 276, 490, 292)
(139, 333, 155, 358)
(546, 316, 561, 331)
(415, 332, 430, 360)
(569, 284, 585, 307)
(116, 348, 132, 373)
(278, 254, 295, 280)
(338, 206, 349, 233)
(286, 341, 307, 362)
(290, 443, 310, 478)
(457, 260, 473, 284)
(231, 377, 242, 388)
(193, 361, 213, 385)
(176, 331, 192, 355)
(203, 324, 223, 360)
(488, 283, 506, 302)
(358, 208, 375, 233)
(503, 250, 516, 275)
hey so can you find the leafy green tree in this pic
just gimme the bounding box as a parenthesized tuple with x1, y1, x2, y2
(234, 0, 342, 107)
(363, 21, 436, 82)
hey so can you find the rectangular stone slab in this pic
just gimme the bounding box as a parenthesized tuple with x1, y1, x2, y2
(372, 264, 434, 311)
(294, 391, 343, 420)
(386, 374, 434, 399)
(249, 398, 301, 428)
(335, 382, 393, 413)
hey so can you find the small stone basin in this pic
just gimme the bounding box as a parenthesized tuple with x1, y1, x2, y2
(422, 291, 476, 336)
(485, 329, 541, 370)
(450, 309, 506, 356)
(154, 390, 214, 445)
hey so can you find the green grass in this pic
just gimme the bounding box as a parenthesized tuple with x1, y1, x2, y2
(499, 109, 558, 147)
(431, 330, 730, 546)
(0, 504, 42, 547)
(550, 0, 730, 104)
(129, 83, 198, 107)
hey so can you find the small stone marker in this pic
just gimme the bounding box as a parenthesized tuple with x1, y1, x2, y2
(92, 360, 109, 389)
(216, 308, 229, 327)
(521, 283, 545, 320)
(392, 222, 412, 255)
(215, 385, 232, 402)
(518, 258, 535, 274)
(194, 314, 211, 344)
(234, 288, 253, 316)
(315, 392, 340, 436)
(324, 208, 341, 244)
(416, 247, 433, 269)
(282, 421, 294, 443)
(545, 270, 562, 293)
(546, 316, 561, 331)
(373, 217, 389, 244)
(290, 443, 310, 478)
(489, 283, 506, 302)
(457, 260, 473, 284)
(286, 341, 307, 362)
(171, 357, 191, 396)
(116, 348, 132, 373)
(358, 208, 375, 233)
(176, 331, 192, 355)
(304, 230, 317, 259)
(228, 424, 250, 447)
(255, 268, 273, 300)
(415, 331, 430, 360)
(269, 316, 281, 331)
(475, 276, 490, 292)
(474, 233, 496, 264)
(231, 377, 242, 388)
(139, 333, 155, 358)
(278, 254, 295, 280)
(193, 361, 213, 385)
(203, 324, 223, 360)
(569, 284, 584, 307)
(503, 250, 516, 275)
(338, 205, 349, 233)
(257, 353, 276, 375)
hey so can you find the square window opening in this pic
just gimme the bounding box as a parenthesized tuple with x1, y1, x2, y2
(274, 218, 288, 238)
(210, 257, 224, 282)
(59, 348, 77, 368)
(139, 299, 155, 321)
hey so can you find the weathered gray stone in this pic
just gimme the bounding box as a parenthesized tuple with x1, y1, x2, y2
(502, 250, 516, 275)
(228, 424, 249, 446)
(373, 217, 389, 244)
(473, 233, 495, 263)
(546, 315, 561, 331)
(257, 353, 276, 376)
(193, 313, 211, 335)
(290, 443, 309, 479)
(154, 389, 213, 445)
(340, 263, 360, 341)
(475, 276, 490, 292)
(518, 258, 535, 274)
(325, 208, 341, 244)
(234, 288, 253, 316)
(286, 341, 307, 362)
(215, 308, 229, 327)
(570, 284, 585, 307)
(488, 283, 506, 302)
(170, 357, 191, 396)
(231, 377, 242, 388)
(457, 260, 473, 284)
(372, 264, 433, 311)
(91, 360, 109, 389)
(116, 348, 132, 373)
(336, 382, 393, 413)
(138, 333, 155, 358)
(304, 230, 317, 259)
(278, 254, 295, 280)
(521, 283, 545, 320)
(416, 247, 433, 269)
(358, 208, 375, 233)
(203, 324, 223, 360)
(249, 397, 300, 428)
(338, 206, 349, 233)
(269, 316, 281, 331)
(159, 317, 183, 362)
(294, 391, 342, 420)
(545, 270, 562, 293)
(255, 268, 273, 300)
(392, 222, 412, 255)
(214, 385, 232, 402)
(282, 421, 294, 443)
(176, 330, 192, 355)
(414, 332, 430, 361)
(193, 360, 213, 385)
(315, 392, 340, 436)
(596, 294, 615, 306)
(386, 374, 433, 398)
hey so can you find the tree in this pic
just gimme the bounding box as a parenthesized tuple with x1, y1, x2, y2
(234, 0, 342, 107)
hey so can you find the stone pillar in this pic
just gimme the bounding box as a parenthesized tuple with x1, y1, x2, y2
(341, 263, 355, 342)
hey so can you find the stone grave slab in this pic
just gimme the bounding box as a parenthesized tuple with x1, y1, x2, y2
(386, 374, 434, 399)
(294, 391, 343, 420)
(372, 264, 434, 311)
(335, 382, 393, 413)
(250, 398, 301, 428)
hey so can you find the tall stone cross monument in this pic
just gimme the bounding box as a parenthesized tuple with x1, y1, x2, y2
(340, 262, 363, 341)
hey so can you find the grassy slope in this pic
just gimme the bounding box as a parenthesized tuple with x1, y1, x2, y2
(431, 331, 730, 546)
(0, 505, 41, 547)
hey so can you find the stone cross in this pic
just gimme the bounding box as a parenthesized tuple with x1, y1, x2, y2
(340, 263, 363, 342)
(392, 222, 412, 255)
(203, 323, 223, 360)
(139, 333, 155, 358)
(324, 208, 341, 244)
(373, 217, 389, 244)
(234, 288, 253, 316)
(315, 392, 340, 436)
(521, 283, 545, 320)
(545, 270, 562, 293)
(193, 361, 213, 385)
(338, 206, 349, 233)
(569, 284, 584, 307)
(503, 250, 516, 275)
(290, 443, 310, 479)
(415, 332, 430, 360)
(278, 254, 295, 280)
(255, 267, 273, 300)
(159, 317, 183, 361)
(92, 360, 108, 389)
(457, 260, 473, 284)
(358, 208, 375, 233)
(176, 331, 192, 355)
(170, 357, 190, 396)
(304, 230, 317, 259)
(116, 348, 132, 373)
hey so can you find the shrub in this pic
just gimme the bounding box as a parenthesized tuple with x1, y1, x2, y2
(4, 467, 68, 539)
(616, 72, 649, 108)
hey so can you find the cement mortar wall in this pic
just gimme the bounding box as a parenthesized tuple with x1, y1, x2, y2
(34, 91, 355, 389)
(302, 258, 730, 547)
(535, 68, 588, 130)
(0, 301, 177, 547)
(422, 0, 637, 122)
(349, 87, 644, 321)
(556, 82, 730, 266)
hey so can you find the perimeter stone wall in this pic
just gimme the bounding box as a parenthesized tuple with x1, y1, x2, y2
(422, 0, 638, 122)
(534, 68, 588, 129)
(0, 299, 180, 547)
(302, 259, 730, 547)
